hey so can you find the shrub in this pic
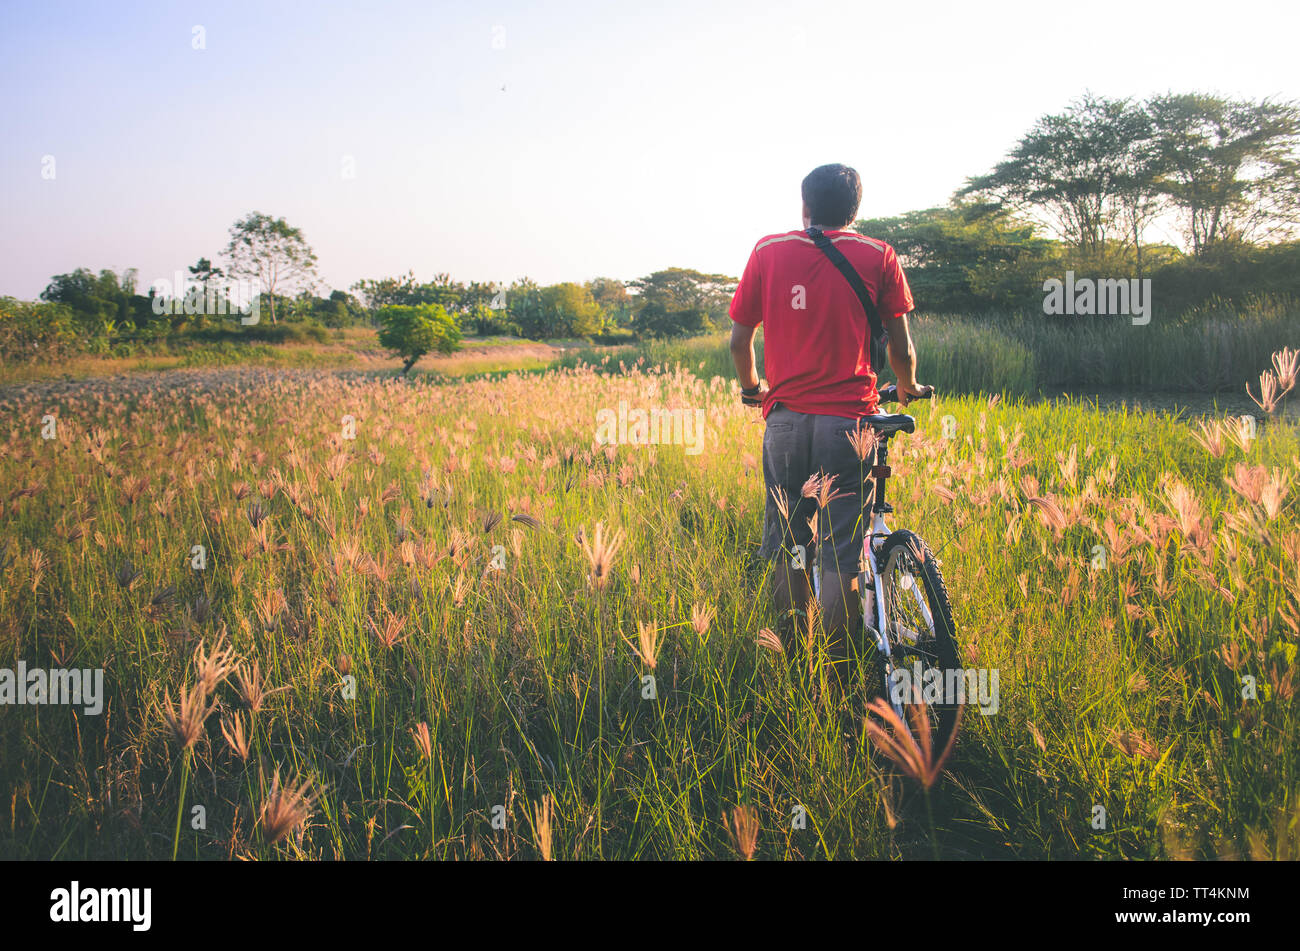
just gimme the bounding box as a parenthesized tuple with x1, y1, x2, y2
(0, 297, 83, 363)
(377, 303, 462, 374)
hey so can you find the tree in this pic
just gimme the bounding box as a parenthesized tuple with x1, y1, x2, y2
(1110, 106, 1164, 278)
(960, 93, 1150, 260)
(539, 282, 603, 338)
(506, 277, 547, 338)
(586, 277, 632, 326)
(460, 280, 499, 312)
(633, 302, 707, 338)
(857, 204, 1060, 312)
(185, 257, 228, 328)
(376, 303, 461, 374)
(628, 268, 737, 327)
(352, 271, 463, 318)
(463, 301, 518, 336)
(1147, 93, 1300, 253)
(223, 212, 319, 324)
(315, 289, 364, 327)
(353, 271, 421, 311)
(40, 267, 148, 335)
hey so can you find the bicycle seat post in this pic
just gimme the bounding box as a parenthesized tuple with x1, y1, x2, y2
(871, 434, 893, 514)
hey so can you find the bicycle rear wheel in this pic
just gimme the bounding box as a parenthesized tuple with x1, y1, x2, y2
(873, 530, 962, 753)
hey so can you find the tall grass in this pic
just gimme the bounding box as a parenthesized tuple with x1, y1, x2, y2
(987, 294, 1300, 392)
(0, 361, 1296, 859)
(552, 295, 1299, 400)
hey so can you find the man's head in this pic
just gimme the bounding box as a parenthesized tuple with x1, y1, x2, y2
(800, 163, 862, 230)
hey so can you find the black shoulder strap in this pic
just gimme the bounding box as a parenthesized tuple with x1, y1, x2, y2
(805, 227, 886, 344)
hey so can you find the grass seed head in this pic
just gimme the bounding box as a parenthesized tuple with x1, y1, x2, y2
(258, 770, 316, 846)
(221, 712, 251, 762)
(578, 521, 624, 590)
(160, 682, 215, 751)
(725, 805, 759, 860)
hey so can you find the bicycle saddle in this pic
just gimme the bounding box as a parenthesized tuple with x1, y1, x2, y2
(862, 413, 915, 436)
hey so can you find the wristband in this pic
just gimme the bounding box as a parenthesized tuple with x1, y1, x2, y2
(740, 383, 762, 397)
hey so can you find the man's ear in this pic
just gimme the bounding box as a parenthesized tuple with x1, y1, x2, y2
(801, 201, 812, 227)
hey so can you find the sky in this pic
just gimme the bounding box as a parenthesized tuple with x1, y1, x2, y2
(2, 0, 1298, 301)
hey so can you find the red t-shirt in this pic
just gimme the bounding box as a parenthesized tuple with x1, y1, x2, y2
(729, 228, 914, 419)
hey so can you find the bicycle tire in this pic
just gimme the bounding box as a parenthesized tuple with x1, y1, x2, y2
(872, 529, 962, 753)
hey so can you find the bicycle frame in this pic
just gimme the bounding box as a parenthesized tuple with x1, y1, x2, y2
(811, 429, 935, 722)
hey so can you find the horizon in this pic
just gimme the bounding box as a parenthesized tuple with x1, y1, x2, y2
(2, 0, 1298, 301)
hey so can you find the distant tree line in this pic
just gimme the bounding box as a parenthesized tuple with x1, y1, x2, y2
(2, 204, 740, 364)
(350, 267, 736, 342)
(865, 92, 1300, 314)
(9, 91, 1295, 364)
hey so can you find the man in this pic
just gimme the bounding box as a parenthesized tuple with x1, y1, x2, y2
(729, 163, 932, 684)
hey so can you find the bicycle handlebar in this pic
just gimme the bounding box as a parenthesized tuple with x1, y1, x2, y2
(741, 383, 934, 407)
(877, 384, 934, 405)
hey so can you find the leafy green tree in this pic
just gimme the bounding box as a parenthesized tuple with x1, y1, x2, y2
(377, 303, 461, 374)
(464, 301, 518, 336)
(311, 295, 350, 327)
(352, 271, 463, 318)
(586, 277, 632, 326)
(313, 289, 365, 327)
(223, 212, 319, 324)
(352, 271, 421, 311)
(1147, 93, 1300, 253)
(460, 281, 499, 312)
(40, 267, 148, 335)
(506, 277, 547, 338)
(419, 273, 463, 311)
(539, 282, 603, 338)
(857, 205, 1060, 312)
(960, 93, 1147, 259)
(628, 268, 736, 327)
(1111, 106, 1165, 277)
(633, 302, 708, 338)
(185, 257, 227, 329)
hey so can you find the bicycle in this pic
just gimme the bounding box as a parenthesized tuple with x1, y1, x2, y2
(809, 384, 962, 751)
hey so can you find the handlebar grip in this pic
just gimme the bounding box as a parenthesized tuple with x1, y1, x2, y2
(878, 384, 934, 404)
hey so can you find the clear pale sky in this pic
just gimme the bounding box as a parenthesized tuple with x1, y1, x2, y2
(2, 0, 1297, 300)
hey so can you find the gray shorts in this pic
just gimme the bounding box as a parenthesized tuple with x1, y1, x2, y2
(760, 404, 876, 576)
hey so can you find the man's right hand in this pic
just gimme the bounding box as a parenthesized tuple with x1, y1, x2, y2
(896, 381, 933, 407)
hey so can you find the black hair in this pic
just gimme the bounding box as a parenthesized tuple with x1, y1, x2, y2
(801, 164, 862, 228)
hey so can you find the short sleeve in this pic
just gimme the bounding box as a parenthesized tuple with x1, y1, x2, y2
(876, 244, 915, 320)
(729, 245, 763, 328)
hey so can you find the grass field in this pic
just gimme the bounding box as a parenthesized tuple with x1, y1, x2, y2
(1, 338, 1298, 860)
(0, 329, 578, 387)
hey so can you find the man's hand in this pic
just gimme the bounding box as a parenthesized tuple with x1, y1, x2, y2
(741, 382, 768, 407)
(896, 380, 933, 407)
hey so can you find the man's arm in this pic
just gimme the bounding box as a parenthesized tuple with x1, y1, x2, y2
(728, 245, 766, 405)
(730, 322, 761, 392)
(884, 313, 932, 406)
